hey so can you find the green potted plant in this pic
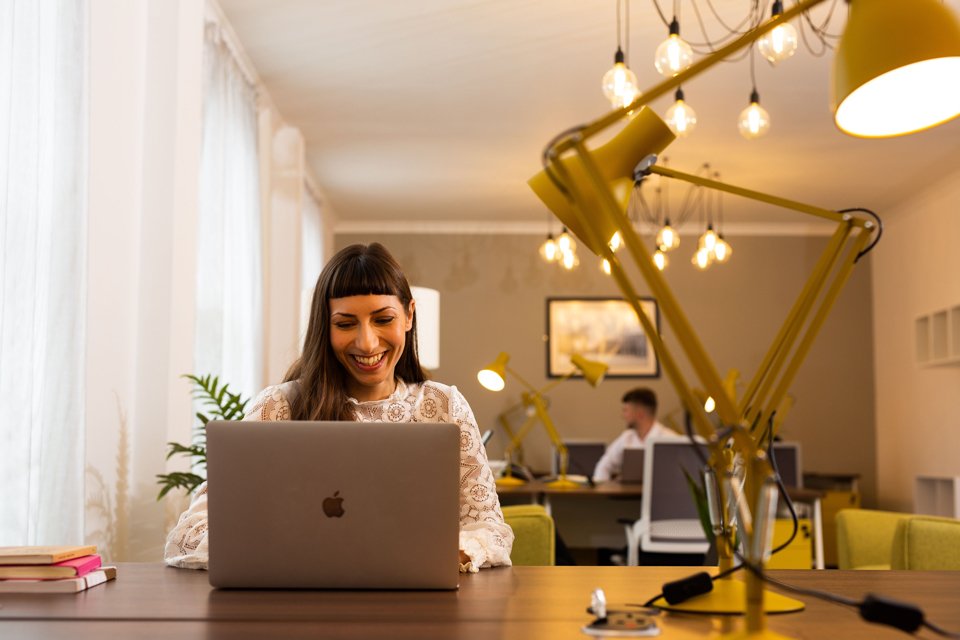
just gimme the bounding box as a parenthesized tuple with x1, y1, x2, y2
(156, 374, 248, 499)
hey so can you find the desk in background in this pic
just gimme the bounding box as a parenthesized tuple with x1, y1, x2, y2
(498, 480, 825, 569)
(2, 563, 960, 639)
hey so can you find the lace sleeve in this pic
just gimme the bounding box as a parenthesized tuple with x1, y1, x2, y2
(163, 482, 209, 569)
(451, 387, 515, 572)
(163, 385, 291, 569)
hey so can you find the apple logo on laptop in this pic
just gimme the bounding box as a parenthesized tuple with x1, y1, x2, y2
(322, 491, 345, 518)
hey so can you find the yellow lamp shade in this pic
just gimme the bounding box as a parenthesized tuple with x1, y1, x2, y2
(478, 352, 510, 391)
(569, 354, 608, 387)
(833, 0, 960, 137)
(528, 107, 676, 256)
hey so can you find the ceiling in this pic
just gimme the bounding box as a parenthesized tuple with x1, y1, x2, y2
(219, 0, 960, 231)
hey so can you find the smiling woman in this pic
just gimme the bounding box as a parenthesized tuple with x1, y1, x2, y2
(164, 243, 514, 573)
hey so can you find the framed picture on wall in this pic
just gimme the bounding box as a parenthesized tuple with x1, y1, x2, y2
(547, 297, 660, 379)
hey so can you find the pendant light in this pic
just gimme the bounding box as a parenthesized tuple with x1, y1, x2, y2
(713, 234, 733, 263)
(664, 87, 697, 137)
(655, 16, 694, 77)
(539, 233, 559, 263)
(757, 0, 798, 65)
(656, 220, 680, 251)
(653, 247, 669, 271)
(602, 1, 640, 109)
(698, 224, 719, 252)
(833, 0, 960, 137)
(739, 89, 771, 139)
(692, 246, 713, 270)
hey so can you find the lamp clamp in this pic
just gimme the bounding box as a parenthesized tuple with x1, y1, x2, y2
(633, 154, 658, 182)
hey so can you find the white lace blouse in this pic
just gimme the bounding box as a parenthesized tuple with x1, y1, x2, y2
(163, 379, 514, 573)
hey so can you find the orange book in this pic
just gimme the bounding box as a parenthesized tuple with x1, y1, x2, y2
(0, 545, 97, 565)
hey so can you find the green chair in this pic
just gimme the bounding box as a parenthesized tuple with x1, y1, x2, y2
(891, 516, 960, 570)
(502, 504, 555, 566)
(835, 509, 911, 570)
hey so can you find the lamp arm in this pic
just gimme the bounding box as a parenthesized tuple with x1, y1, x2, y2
(570, 139, 739, 428)
(645, 165, 872, 229)
(501, 408, 541, 463)
(527, 393, 571, 476)
(740, 223, 852, 417)
(550, 0, 829, 156)
(504, 365, 539, 395)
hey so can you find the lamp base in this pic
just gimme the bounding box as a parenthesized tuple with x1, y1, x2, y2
(496, 475, 528, 488)
(544, 478, 581, 490)
(649, 578, 804, 615)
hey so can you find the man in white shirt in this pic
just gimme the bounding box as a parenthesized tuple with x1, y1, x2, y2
(592, 388, 680, 482)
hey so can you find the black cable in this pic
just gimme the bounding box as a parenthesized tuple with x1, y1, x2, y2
(639, 562, 745, 608)
(924, 620, 960, 639)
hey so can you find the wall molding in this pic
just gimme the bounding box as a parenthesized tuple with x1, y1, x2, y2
(335, 219, 837, 237)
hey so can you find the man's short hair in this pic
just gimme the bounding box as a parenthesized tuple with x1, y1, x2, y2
(621, 387, 657, 415)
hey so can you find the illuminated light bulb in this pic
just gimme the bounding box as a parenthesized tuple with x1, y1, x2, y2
(656, 220, 680, 251)
(699, 225, 719, 252)
(609, 230, 623, 253)
(557, 227, 575, 254)
(602, 48, 640, 109)
(653, 248, 668, 271)
(601, 258, 612, 275)
(654, 18, 694, 77)
(664, 87, 697, 137)
(738, 90, 771, 139)
(539, 234, 558, 262)
(704, 396, 716, 413)
(692, 246, 712, 270)
(757, 0, 798, 65)
(560, 249, 579, 271)
(714, 234, 733, 263)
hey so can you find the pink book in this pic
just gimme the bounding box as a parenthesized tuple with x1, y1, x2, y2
(0, 554, 102, 580)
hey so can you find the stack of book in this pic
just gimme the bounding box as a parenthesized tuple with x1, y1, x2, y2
(0, 545, 117, 593)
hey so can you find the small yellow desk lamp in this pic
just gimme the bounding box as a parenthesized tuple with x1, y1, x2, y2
(478, 352, 607, 490)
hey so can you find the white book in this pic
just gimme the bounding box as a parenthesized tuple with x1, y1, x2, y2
(0, 566, 117, 593)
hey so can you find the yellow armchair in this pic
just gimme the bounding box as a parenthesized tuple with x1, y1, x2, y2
(502, 505, 555, 566)
(836, 509, 911, 570)
(891, 516, 960, 570)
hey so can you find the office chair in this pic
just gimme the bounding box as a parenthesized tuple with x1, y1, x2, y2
(621, 438, 711, 566)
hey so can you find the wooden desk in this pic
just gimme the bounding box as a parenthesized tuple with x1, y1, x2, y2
(3, 564, 959, 639)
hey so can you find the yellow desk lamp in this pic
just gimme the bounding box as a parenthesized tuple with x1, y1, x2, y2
(478, 352, 607, 490)
(529, 1, 960, 637)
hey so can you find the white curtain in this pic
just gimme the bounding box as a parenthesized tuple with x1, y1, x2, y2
(0, 0, 88, 545)
(299, 185, 325, 342)
(195, 20, 263, 401)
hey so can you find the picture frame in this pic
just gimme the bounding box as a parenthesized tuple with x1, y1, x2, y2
(546, 296, 661, 379)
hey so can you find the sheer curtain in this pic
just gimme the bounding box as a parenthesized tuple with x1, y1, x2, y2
(0, 0, 88, 545)
(195, 21, 263, 401)
(299, 185, 325, 342)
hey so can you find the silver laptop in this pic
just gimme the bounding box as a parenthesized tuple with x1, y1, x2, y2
(206, 420, 460, 590)
(620, 447, 645, 484)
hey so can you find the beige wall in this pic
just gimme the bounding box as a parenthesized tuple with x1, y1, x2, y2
(873, 167, 960, 512)
(336, 232, 878, 506)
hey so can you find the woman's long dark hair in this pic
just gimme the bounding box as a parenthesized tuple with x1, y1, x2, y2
(284, 243, 426, 421)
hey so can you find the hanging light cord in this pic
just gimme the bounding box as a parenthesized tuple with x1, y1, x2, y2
(648, 0, 843, 58)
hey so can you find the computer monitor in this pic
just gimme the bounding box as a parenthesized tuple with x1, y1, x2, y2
(554, 440, 606, 478)
(770, 441, 803, 489)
